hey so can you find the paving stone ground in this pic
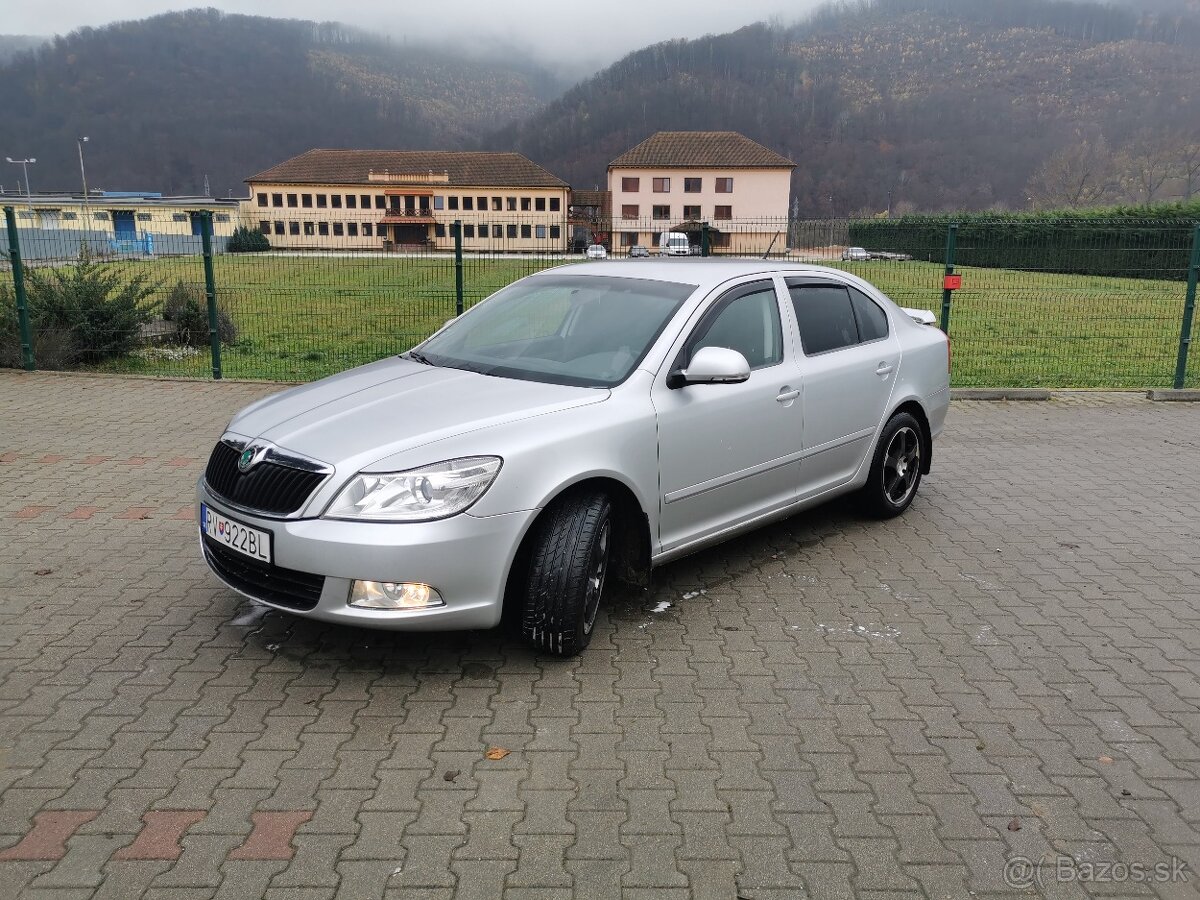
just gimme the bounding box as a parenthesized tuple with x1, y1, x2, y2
(1, 370, 1199, 899)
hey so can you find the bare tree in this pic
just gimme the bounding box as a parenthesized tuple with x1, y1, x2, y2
(1176, 136, 1200, 201)
(1116, 130, 1177, 204)
(1025, 138, 1120, 209)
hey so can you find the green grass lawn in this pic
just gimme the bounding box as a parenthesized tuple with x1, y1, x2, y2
(26, 252, 1199, 387)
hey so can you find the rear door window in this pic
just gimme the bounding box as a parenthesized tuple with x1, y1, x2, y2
(787, 283, 859, 355)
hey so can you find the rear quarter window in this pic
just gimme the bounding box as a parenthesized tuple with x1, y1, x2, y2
(849, 287, 889, 342)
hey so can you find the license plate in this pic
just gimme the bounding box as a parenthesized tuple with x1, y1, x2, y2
(201, 504, 272, 564)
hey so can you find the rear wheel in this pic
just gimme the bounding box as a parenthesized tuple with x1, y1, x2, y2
(861, 412, 924, 518)
(522, 490, 612, 656)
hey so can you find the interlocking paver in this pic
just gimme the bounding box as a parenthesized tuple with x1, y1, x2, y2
(4, 374, 1200, 898)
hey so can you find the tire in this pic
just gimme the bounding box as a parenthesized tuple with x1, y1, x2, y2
(522, 490, 613, 656)
(861, 411, 924, 519)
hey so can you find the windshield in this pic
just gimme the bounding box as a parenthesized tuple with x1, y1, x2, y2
(414, 274, 696, 388)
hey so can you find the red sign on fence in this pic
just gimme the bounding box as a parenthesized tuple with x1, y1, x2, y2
(943, 274, 963, 291)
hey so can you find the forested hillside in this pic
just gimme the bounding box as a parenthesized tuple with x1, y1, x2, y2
(0, 10, 563, 197)
(491, 0, 1200, 213)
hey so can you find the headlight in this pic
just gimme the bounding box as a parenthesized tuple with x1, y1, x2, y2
(324, 456, 502, 522)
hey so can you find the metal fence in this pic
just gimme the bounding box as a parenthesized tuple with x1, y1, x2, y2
(3, 206, 1198, 388)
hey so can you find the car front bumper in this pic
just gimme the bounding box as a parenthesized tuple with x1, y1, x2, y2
(196, 480, 536, 630)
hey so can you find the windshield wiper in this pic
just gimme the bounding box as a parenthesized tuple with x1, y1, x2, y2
(406, 350, 434, 366)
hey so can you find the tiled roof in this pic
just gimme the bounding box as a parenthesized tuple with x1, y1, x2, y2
(609, 132, 795, 169)
(247, 149, 569, 188)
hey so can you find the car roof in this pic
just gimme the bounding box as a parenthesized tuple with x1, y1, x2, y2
(540, 259, 871, 294)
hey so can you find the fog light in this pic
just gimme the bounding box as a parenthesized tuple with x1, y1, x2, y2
(350, 581, 444, 610)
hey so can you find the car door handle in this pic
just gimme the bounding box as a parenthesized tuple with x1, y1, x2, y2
(776, 388, 800, 403)
(875, 362, 895, 377)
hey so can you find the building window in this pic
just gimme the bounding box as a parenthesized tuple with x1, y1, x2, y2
(463, 197, 474, 211)
(714, 205, 732, 220)
(652, 205, 670, 220)
(289, 221, 300, 235)
(259, 220, 271, 233)
(715, 177, 734, 193)
(622, 232, 637, 247)
(271, 193, 283, 207)
(333, 222, 343, 236)
(332, 194, 342, 208)
(362, 223, 373, 236)
(622, 177, 640, 192)
(361, 194, 372, 208)
(62, 212, 78, 220)
(375, 196, 386, 209)
(521, 224, 532, 238)
(684, 178, 701, 193)
(316, 194, 327, 208)
(535, 197, 546, 211)
(683, 205, 700, 219)
(549, 225, 560, 239)
(257, 193, 268, 206)
(287, 193, 298, 207)
(303, 222, 315, 235)
(477, 196, 487, 210)
(171, 213, 188, 222)
(434, 196, 445, 210)
(621, 205, 639, 219)
(215, 213, 230, 222)
(448, 196, 459, 210)
(507, 224, 518, 239)
(653, 178, 670, 193)
(434, 223, 446, 237)
(346, 194, 357, 209)
(550, 197, 560, 212)
(348, 222, 358, 237)
(493, 224, 503, 238)
(273, 221, 285, 235)
(464, 224, 475, 238)
(521, 197, 531, 211)
(131, 212, 150, 222)
(489, 197, 500, 211)
(507, 197, 517, 211)
(536, 224, 546, 238)
(317, 222, 328, 236)
(302, 194, 313, 208)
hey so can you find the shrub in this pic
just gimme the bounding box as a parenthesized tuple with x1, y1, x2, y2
(847, 199, 1200, 280)
(163, 280, 238, 346)
(227, 225, 271, 253)
(1, 249, 158, 368)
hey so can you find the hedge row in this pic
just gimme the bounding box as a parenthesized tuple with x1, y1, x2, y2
(847, 201, 1200, 280)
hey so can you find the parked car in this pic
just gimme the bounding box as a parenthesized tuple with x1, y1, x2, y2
(586, 244, 608, 259)
(198, 261, 950, 655)
(841, 246, 871, 261)
(658, 231, 690, 256)
(629, 245, 650, 258)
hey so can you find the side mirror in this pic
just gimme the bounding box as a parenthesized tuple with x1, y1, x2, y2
(667, 346, 751, 389)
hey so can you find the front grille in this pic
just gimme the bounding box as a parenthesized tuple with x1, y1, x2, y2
(203, 536, 323, 610)
(204, 441, 326, 516)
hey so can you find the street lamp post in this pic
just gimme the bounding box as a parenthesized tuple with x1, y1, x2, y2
(77, 136, 90, 211)
(5, 157, 36, 212)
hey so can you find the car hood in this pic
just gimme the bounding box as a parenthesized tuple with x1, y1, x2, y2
(228, 356, 608, 470)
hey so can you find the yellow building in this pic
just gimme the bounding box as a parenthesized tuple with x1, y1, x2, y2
(244, 150, 570, 252)
(608, 132, 795, 254)
(1, 192, 239, 260)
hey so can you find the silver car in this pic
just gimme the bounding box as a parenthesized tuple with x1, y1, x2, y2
(198, 261, 950, 655)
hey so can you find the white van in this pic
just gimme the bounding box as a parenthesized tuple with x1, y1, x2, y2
(657, 231, 690, 256)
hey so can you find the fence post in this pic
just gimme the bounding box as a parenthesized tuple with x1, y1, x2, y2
(940, 223, 958, 333)
(1174, 224, 1200, 390)
(701, 223, 711, 257)
(199, 210, 222, 380)
(453, 219, 464, 317)
(3, 206, 35, 371)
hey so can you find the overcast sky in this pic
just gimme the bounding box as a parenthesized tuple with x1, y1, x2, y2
(6, 0, 823, 69)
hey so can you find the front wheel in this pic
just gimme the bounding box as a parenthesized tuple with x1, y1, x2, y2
(521, 490, 612, 656)
(861, 412, 924, 518)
